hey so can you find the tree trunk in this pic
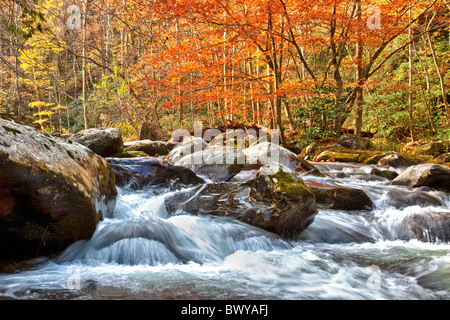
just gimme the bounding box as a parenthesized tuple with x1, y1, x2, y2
(408, 7, 415, 141)
(354, 0, 364, 136)
(14, 2, 22, 122)
(427, 18, 450, 126)
(82, 0, 89, 130)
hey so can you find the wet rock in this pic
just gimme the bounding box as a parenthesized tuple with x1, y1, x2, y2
(165, 164, 317, 239)
(403, 211, 450, 243)
(391, 163, 450, 193)
(123, 140, 176, 156)
(338, 134, 371, 150)
(380, 189, 445, 209)
(304, 180, 373, 211)
(107, 157, 204, 191)
(0, 118, 117, 260)
(71, 127, 123, 157)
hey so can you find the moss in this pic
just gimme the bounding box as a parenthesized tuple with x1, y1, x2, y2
(270, 169, 311, 199)
(2, 125, 21, 136)
(19, 221, 49, 241)
(227, 163, 244, 174)
(66, 150, 75, 160)
(109, 167, 116, 188)
(52, 211, 97, 242)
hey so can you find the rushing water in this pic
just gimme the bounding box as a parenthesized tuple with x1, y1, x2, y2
(1, 161, 449, 300)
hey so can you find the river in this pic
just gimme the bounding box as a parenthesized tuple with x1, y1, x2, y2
(0, 161, 449, 300)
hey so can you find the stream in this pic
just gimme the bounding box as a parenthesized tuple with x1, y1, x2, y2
(0, 161, 449, 300)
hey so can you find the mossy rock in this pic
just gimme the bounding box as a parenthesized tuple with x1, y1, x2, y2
(370, 168, 399, 180)
(363, 152, 389, 164)
(165, 164, 317, 239)
(123, 140, 176, 156)
(313, 150, 361, 163)
(412, 140, 450, 157)
(111, 150, 150, 158)
(338, 134, 371, 150)
(436, 153, 450, 164)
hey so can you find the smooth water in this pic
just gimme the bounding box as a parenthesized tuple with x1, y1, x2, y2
(1, 162, 449, 300)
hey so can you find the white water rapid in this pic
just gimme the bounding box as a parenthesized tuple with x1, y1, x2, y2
(0, 161, 449, 300)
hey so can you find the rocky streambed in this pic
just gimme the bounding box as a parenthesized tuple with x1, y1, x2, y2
(1, 118, 450, 300)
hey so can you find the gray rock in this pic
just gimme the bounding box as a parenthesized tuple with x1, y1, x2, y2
(107, 157, 204, 191)
(123, 140, 176, 156)
(167, 137, 208, 164)
(413, 140, 450, 156)
(243, 142, 315, 172)
(71, 127, 123, 157)
(174, 146, 245, 182)
(338, 134, 371, 150)
(391, 163, 450, 192)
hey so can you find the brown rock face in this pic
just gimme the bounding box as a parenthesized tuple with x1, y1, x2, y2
(304, 180, 373, 211)
(0, 118, 117, 260)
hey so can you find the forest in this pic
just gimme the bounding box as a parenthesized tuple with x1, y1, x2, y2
(1, 0, 449, 150)
(3, 0, 450, 302)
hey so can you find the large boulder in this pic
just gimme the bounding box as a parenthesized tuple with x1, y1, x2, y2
(164, 164, 317, 238)
(338, 134, 371, 150)
(123, 140, 176, 156)
(70, 127, 123, 157)
(242, 142, 315, 172)
(413, 140, 450, 157)
(391, 164, 450, 193)
(304, 180, 373, 211)
(0, 118, 117, 260)
(107, 157, 204, 191)
(166, 137, 208, 164)
(174, 146, 246, 182)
